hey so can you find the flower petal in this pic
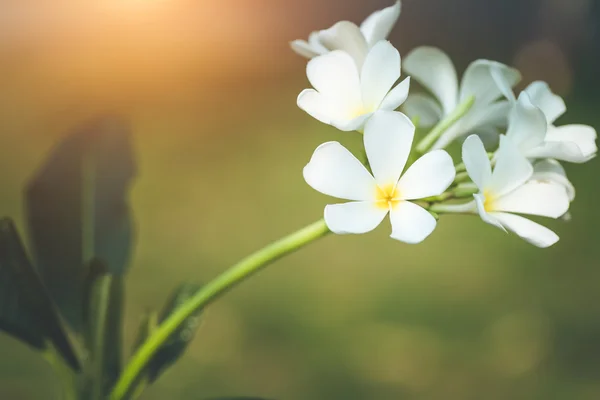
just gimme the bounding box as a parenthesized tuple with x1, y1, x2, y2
(402, 93, 443, 127)
(389, 201, 437, 244)
(379, 77, 411, 112)
(490, 135, 533, 197)
(297, 89, 336, 124)
(532, 159, 575, 201)
(462, 134, 493, 190)
(360, 0, 402, 47)
(460, 60, 521, 106)
(324, 201, 388, 234)
(525, 140, 590, 164)
(361, 41, 401, 111)
(306, 50, 362, 109)
(493, 181, 570, 218)
(290, 39, 321, 58)
(492, 212, 560, 248)
(403, 46, 458, 115)
(490, 63, 517, 102)
(331, 113, 373, 132)
(524, 81, 566, 124)
(538, 124, 598, 163)
(397, 150, 455, 200)
(303, 142, 377, 201)
(505, 92, 548, 152)
(318, 21, 369, 67)
(364, 111, 414, 187)
(474, 193, 507, 231)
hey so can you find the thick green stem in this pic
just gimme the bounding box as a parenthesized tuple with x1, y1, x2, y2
(109, 219, 330, 400)
(416, 96, 475, 154)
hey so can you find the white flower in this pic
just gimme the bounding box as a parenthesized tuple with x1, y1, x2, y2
(291, 1, 401, 67)
(303, 111, 455, 243)
(494, 79, 597, 163)
(297, 41, 410, 132)
(531, 159, 575, 202)
(402, 46, 521, 149)
(462, 134, 570, 248)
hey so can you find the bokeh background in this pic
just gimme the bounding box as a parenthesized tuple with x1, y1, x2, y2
(1, 0, 600, 398)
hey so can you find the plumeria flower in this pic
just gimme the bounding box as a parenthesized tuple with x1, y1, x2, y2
(303, 111, 455, 243)
(462, 134, 570, 248)
(531, 159, 575, 202)
(291, 1, 401, 67)
(493, 79, 597, 163)
(402, 46, 520, 149)
(297, 41, 410, 132)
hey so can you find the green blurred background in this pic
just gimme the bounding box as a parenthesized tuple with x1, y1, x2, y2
(1, 0, 600, 398)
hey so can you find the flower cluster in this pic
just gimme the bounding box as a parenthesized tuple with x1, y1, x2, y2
(292, 1, 596, 248)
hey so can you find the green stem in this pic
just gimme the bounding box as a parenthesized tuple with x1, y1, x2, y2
(109, 219, 331, 400)
(416, 96, 475, 154)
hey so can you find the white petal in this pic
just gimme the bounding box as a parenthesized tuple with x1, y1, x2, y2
(492, 212, 560, 248)
(541, 124, 598, 162)
(524, 81, 566, 124)
(490, 63, 517, 102)
(397, 150, 455, 200)
(361, 41, 401, 111)
(297, 89, 337, 124)
(389, 201, 437, 244)
(505, 92, 548, 152)
(360, 0, 401, 47)
(402, 93, 443, 127)
(526, 140, 590, 164)
(473, 126, 501, 151)
(331, 113, 373, 132)
(290, 39, 321, 58)
(403, 47, 459, 115)
(303, 142, 377, 201)
(532, 159, 575, 201)
(318, 21, 369, 67)
(306, 50, 362, 109)
(490, 135, 533, 197)
(308, 31, 329, 53)
(462, 134, 492, 190)
(324, 201, 388, 234)
(464, 100, 512, 131)
(460, 60, 521, 106)
(474, 193, 506, 231)
(379, 77, 411, 112)
(363, 111, 414, 187)
(493, 182, 570, 218)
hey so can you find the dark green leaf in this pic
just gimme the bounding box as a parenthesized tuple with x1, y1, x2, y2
(25, 116, 136, 331)
(0, 218, 80, 370)
(140, 283, 203, 383)
(82, 259, 125, 399)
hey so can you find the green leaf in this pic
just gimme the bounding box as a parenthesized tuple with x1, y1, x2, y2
(82, 259, 125, 399)
(137, 283, 203, 383)
(25, 116, 136, 331)
(0, 218, 81, 371)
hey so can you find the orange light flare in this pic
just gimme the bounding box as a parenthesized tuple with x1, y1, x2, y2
(0, 0, 280, 110)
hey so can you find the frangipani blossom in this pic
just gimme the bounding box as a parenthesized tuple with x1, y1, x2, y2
(462, 134, 570, 248)
(531, 159, 575, 202)
(297, 41, 410, 132)
(291, 1, 401, 67)
(402, 47, 520, 149)
(303, 112, 455, 243)
(494, 79, 598, 163)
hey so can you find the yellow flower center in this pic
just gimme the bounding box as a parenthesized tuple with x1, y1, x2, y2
(375, 184, 401, 210)
(483, 189, 497, 212)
